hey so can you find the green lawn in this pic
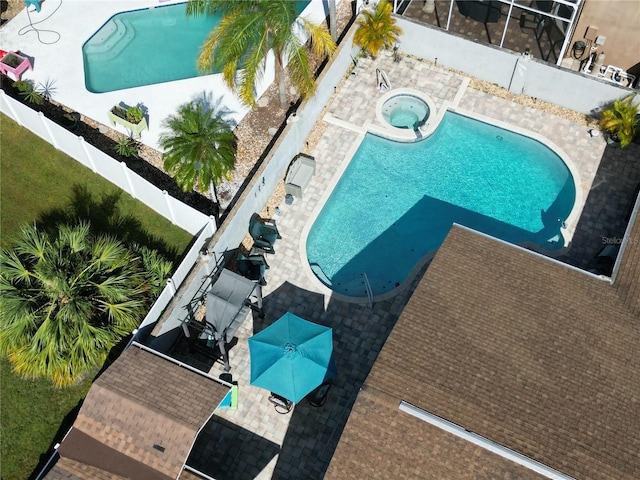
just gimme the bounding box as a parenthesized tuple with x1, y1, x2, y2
(0, 113, 194, 480)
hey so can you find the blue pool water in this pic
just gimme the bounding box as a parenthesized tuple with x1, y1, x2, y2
(306, 112, 576, 297)
(83, 2, 309, 93)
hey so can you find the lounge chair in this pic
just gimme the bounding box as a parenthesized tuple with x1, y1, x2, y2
(236, 253, 269, 285)
(249, 213, 281, 254)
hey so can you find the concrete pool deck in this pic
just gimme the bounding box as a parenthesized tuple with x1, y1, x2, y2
(187, 55, 640, 479)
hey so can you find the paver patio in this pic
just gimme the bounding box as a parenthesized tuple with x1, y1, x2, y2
(186, 54, 639, 479)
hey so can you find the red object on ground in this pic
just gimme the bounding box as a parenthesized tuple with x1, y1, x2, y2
(0, 50, 8, 58)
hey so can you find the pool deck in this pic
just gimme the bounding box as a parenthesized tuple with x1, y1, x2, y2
(189, 54, 639, 479)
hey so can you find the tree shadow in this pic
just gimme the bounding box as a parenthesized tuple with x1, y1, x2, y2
(36, 184, 182, 263)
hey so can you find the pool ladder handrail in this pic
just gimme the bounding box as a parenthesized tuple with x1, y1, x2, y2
(361, 272, 373, 310)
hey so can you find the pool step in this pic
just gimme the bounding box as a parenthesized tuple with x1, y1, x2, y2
(83, 18, 135, 62)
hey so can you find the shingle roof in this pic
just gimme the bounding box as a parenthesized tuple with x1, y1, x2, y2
(327, 223, 640, 480)
(49, 344, 229, 480)
(614, 204, 640, 313)
(325, 385, 546, 479)
(42, 457, 128, 480)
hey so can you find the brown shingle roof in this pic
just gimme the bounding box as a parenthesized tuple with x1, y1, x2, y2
(328, 224, 640, 480)
(614, 204, 640, 314)
(325, 385, 546, 480)
(51, 344, 229, 480)
(43, 457, 128, 480)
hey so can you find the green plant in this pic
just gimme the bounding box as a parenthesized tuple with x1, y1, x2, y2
(0, 222, 171, 387)
(114, 135, 139, 158)
(125, 106, 144, 124)
(186, 0, 335, 107)
(353, 0, 403, 59)
(1, 53, 23, 68)
(160, 100, 236, 209)
(599, 94, 640, 147)
(12, 79, 43, 105)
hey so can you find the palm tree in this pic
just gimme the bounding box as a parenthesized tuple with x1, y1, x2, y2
(353, 0, 403, 59)
(186, 0, 336, 107)
(160, 101, 237, 211)
(0, 223, 159, 387)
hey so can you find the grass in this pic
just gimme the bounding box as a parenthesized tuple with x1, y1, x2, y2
(0, 359, 93, 480)
(0, 113, 194, 479)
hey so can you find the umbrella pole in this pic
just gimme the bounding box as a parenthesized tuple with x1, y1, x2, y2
(255, 284, 265, 318)
(219, 340, 231, 372)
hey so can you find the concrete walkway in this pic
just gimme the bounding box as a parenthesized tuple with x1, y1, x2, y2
(186, 54, 639, 479)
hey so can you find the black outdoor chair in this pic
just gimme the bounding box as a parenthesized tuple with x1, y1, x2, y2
(249, 213, 281, 254)
(236, 253, 269, 285)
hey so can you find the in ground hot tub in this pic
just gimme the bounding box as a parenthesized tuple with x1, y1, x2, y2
(381, 94, 430, 129)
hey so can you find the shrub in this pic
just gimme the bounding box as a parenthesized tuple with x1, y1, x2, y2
(114, 135, 139, 158)
(125, 106, 144, 124)
(12, 80, 43, 105)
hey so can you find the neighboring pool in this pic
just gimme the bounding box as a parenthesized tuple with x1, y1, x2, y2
(306, 112, 577, 298)
(83, 1, 310, 93)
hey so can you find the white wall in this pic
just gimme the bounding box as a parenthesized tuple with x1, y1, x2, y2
(396, 16, 635, 114)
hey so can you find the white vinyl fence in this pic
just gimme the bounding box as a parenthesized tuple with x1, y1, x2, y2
(1, 88, 217, 347)
(0, 90, 210, 235)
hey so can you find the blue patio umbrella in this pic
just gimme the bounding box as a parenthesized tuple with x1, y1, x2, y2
(248, 312, 337, 403)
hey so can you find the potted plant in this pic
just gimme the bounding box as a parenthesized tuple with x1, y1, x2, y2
(107, 104, 148, 139)
(61, 112, 81, 132)
(599, 94, 639, 148)
(0, 52, 33, 81)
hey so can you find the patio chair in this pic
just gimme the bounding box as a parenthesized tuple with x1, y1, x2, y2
(249, 213, 281, 254)
(236, 253, 269, 285)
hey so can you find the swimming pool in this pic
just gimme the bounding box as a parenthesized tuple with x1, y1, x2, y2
(306, 112, 577, 298)
(83, 1, 310, 93)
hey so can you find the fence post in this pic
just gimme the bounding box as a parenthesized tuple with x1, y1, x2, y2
(121, 161, 137, 198)
(79, 136, 98, 173)
(39, 111, 58, 149)
(209, 215, 217, 235)
(166, 278, 177, 296)
(0, 90, 22, 125)
(162, 190, 177, 225)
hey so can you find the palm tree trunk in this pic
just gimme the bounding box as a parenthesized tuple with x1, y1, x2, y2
(275, 53, 288, 108)
(328, 0, 337, 41)
(209, 179, 220, 210)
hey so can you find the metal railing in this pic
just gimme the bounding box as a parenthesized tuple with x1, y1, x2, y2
(362, 272, 374, 310)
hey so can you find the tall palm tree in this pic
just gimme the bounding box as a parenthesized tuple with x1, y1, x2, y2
(160, 101, 237, 210)
(0, 223, 157, 387)
(353, 0, 403, 59)
(186, 0, 336, 107)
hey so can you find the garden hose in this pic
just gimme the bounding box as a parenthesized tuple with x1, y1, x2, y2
(18, 0, 62, 45)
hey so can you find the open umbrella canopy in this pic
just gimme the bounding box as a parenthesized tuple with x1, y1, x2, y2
(248, 312, 336, 403)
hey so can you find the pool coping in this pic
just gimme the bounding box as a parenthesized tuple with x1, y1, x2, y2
(301, 86, 586, 305)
